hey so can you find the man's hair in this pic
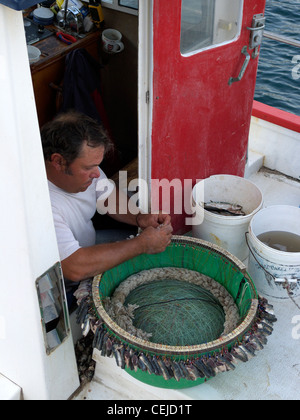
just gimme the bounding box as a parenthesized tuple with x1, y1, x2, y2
(41, 111, 113, 165)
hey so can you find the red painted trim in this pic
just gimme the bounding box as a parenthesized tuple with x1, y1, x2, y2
(252, 100, 300, 133)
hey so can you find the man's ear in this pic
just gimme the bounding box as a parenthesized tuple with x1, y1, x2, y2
(50, 153, 66, 171)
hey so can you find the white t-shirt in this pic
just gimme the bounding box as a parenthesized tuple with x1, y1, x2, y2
(48, 168, 111, 287)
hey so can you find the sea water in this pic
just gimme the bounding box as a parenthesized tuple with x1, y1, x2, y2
(257, 231, 300, 253)
(255, 0, 300, 116)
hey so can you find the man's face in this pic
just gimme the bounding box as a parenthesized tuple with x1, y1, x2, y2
(58, 142, 105, 193)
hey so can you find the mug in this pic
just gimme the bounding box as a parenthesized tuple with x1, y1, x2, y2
(102, 29, 124, 54)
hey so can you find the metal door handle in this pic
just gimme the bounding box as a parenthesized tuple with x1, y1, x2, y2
(228, 46, 250, 86)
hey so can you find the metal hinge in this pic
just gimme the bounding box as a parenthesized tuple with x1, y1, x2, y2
(248, 14, 266, 58)
(146, 90, 150, 104)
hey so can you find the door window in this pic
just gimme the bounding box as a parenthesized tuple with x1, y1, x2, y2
(102, 0, 138, 15)
(181, 0, 243, 55)
(119, 0, 138, 9)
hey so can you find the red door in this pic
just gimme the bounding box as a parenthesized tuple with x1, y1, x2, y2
(150, 0, 266, 233)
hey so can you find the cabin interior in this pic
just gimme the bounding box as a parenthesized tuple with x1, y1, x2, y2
(28, 1, 139, 229)
(31, 2, 138, 169)
(31, 3, 138, 171)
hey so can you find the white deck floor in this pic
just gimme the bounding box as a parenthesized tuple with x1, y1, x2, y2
(73, 168, 300, 401)
(249, 168, 300, 208)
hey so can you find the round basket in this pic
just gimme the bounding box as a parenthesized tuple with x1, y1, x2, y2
(78, 236, 276, 389)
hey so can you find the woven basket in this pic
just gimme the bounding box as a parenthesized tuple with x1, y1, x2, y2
(91, 236, 263, 389)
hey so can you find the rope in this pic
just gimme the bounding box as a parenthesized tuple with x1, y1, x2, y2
(103, 267, 240, 342)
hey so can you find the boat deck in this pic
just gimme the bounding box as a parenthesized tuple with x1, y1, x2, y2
(73, 166, 300, 401)
(75, 296, 299, 401)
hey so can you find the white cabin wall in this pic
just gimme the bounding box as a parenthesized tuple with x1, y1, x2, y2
(0, 5, 79, 400)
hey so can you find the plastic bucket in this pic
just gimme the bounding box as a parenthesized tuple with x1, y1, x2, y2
(192, 175, 263, 262)
(247, 205, 300, 299)
(27, 45, 41, 64)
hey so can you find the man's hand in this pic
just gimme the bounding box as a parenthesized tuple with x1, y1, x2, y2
(136, 212, 172, 230)
(61, 216, 173, 282)
(138, 224, 173, 254)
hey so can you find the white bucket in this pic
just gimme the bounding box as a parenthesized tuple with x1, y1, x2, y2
(247, 205, 300, 299)
(192, 175, 263, 262)
(27, 45, 41, 64)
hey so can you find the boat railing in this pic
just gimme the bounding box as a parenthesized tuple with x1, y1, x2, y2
(263, 31, 300, 48)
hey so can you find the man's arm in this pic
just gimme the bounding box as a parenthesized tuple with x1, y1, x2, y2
(61, 224, 173, 282)
(104, 187, 172, 228)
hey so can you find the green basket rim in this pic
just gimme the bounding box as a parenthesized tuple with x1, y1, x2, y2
(92, 236, 258, 356)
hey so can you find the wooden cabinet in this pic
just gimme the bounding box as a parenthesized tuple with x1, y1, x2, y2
(30, 30, 102, 127)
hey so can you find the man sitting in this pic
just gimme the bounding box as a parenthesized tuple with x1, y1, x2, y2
(41, 111, 173, 306)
